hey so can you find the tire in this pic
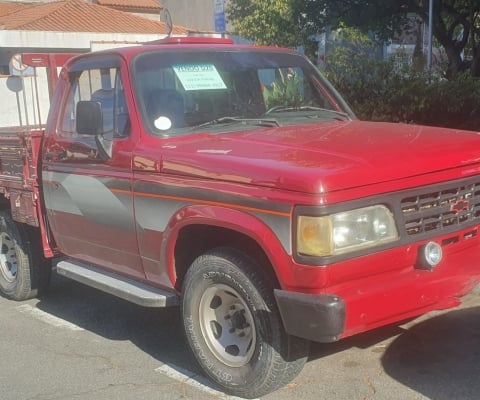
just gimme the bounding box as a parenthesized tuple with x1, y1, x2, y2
(0, 211, 51, 300)
(181, 247, 309, 398)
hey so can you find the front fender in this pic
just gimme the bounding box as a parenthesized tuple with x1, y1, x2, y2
(160, 204, 297, 288)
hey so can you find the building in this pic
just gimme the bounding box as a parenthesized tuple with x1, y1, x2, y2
(93, 0, 163, 21)
(0, 0, 191, 126)
(161, 0, 231, 34)
(0, 0, 190, 72)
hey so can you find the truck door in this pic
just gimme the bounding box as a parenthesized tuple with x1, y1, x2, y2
(42, 57, 143, 279)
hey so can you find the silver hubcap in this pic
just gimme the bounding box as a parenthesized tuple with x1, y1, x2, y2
(0, 232, 17, 283)
(199, 284, 256, 367)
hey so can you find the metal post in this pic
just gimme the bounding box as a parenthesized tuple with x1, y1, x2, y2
(427, 0, 433, 70)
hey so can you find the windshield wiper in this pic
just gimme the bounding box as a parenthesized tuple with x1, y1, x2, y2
(265, 106, 351, 120)
(194, 116, 281, 129)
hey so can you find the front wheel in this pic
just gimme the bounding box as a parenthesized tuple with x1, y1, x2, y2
(181, 248, 309, 398)
(0, 211, 50, 300)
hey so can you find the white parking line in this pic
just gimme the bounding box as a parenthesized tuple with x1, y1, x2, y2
(17, 304, 84, 331)
(155, 363, 257, 400)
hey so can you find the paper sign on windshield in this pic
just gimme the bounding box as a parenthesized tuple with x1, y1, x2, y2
(173, 64, 227, 91)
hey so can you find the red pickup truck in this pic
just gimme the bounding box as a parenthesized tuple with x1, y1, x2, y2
(2, 37, 480, 398)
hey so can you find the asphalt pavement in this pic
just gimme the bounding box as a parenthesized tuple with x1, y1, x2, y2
(1, 273, 480, 400)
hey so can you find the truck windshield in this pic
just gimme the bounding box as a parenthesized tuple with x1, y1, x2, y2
(132, 48, 354, 136)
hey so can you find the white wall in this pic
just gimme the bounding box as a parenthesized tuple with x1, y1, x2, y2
(0, 30, 167, 49)
(0, 70, 51, 128)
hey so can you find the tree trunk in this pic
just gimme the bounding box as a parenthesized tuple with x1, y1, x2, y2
(441, 40, 466, 78)
(470, 51, 480, 77)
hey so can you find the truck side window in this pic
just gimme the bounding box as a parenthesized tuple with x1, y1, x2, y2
(58, 67, 130, 139)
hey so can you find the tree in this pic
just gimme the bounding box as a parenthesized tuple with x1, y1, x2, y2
(307, 0, 480, 77)
(227, 0, 480, 77)
(226, 0, 315, 47)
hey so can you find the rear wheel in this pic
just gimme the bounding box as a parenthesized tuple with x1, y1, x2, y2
(0, 211, 50, 300)
(181, 247, 309, 398)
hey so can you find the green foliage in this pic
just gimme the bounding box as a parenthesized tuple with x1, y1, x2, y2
(263, 70, 304, 109)
(324, 31, 480, 131)
(228, 0, 480, 77)
(309, 0, 480, 77)
(226, 0, 315, 47)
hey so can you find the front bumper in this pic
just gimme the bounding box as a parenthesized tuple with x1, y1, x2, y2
(275, 224, 480, 343)
(274, 289, 345, 342)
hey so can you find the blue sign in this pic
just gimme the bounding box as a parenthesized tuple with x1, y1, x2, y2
(215, 14, 226, 32)
(213, 0, 226, 32)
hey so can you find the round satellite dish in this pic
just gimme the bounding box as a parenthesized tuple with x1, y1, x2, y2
(6, 76, 24, 92)
(162, 8, 173, 37)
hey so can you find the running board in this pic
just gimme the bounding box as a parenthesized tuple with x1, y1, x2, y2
(56, 260, 178, 307)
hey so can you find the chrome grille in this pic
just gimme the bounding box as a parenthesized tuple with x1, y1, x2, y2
(400, 181, 480, 236)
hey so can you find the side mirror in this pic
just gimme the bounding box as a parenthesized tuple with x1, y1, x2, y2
(76, 101, 102, 135)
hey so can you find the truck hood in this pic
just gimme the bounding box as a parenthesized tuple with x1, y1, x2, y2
(160, 120, 480, 194)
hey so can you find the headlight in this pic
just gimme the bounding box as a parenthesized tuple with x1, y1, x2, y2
(297, 205, 398, 257)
